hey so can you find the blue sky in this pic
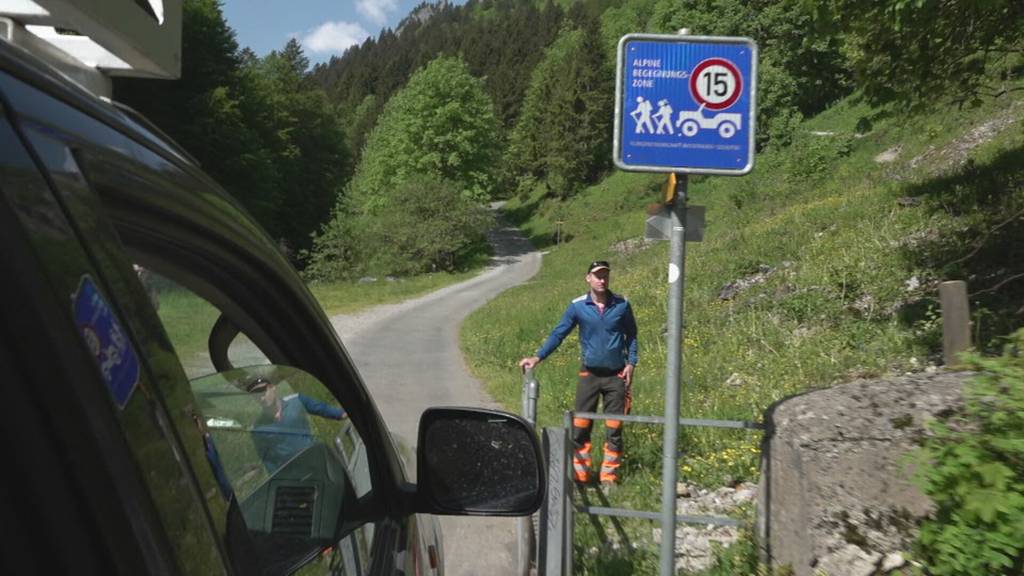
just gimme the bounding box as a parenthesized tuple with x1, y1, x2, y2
(220, 0, 461, 65)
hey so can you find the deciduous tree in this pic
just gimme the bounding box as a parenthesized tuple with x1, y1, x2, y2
(812, 0, 1023, 108)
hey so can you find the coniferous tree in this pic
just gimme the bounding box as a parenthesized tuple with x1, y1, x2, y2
(506, 17, 613, 199)
(116, 2, 350, 259)
(113, 0, 283, 236)
(244, 41, 350, 257)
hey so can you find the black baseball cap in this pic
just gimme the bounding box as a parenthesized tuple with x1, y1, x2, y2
(246, 376, 273, 392)
(587, 260, 610, 274)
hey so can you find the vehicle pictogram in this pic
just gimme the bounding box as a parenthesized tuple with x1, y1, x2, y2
(675, 104, 742, 139)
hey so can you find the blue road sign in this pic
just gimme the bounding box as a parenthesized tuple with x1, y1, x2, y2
(614, 34, 757, 175)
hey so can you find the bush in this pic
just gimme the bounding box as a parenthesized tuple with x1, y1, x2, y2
(305, 177, 494, 280)
(912, 329, 1024, 575)
(782, 132, 853, 182)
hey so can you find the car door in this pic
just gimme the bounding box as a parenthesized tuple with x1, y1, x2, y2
(0, 69, 225, 574)
(1, 53, 417, 575)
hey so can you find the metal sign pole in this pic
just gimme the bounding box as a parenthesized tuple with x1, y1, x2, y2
(659, 173, 688, 576)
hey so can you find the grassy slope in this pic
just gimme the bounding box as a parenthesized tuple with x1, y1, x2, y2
(461, 90, 1024, 573)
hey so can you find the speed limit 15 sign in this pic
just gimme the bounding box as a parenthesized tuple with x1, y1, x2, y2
(614, 34, 757, 175)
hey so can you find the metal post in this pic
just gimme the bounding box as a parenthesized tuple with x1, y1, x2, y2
(659, 174, 688, 576)
(939, 280, 971, 366)
(518, 369, 541, 575)
(539, 426, 569, 576)
(522, 368, 540, 426)
(563, 411, 575, 574)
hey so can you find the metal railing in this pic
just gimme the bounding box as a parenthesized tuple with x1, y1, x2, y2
(519, 369, 765, 575)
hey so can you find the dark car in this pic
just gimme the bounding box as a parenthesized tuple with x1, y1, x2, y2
(0, 34, 543, 576)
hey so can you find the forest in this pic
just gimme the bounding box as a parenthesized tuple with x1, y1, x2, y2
(114, 0, 1022, 280)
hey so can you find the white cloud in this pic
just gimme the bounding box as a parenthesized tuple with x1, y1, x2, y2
(302, 21, 371, 54)
(356, 0, 400, 25)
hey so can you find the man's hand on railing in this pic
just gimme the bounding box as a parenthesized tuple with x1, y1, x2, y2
(518, 356, 541, 373)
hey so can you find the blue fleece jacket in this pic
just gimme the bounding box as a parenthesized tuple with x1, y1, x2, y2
(536, 292, 638, 370)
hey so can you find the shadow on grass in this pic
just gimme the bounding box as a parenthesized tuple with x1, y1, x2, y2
(501, 195, 544, 226)
(498, 194, 566, 251)
(896, 143, 1024, 351)
(571, 483, 653, 575)
(577, 483, 633, 550)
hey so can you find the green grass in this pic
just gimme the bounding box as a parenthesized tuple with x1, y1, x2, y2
(461, 86, 1024, 574)
(156, 287, 221, 362)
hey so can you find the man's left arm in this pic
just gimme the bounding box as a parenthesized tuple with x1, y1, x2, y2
(298, 394, 347, 420)
(622, 302, 639, 385)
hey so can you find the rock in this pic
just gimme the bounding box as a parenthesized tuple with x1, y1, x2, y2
(760, 372, 972, 576)
(816, 545, 882, 576)
(610, 237, 655, 255)
(880, 552, 906, 572)
(793, 326, 815, 340)
(670, 479, 756, 572)
(849, 293, 877, 316)
(904, 276, 920, 291)
(357, 276, 377, 283)
(676, 482, 691, 497)
(874, 146, 901, 163)
(718, 265, 776, 301)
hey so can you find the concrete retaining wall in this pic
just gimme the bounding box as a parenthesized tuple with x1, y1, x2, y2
(757, 372, 970, 576)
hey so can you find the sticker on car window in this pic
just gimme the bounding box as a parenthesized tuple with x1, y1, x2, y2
(73, 275, 140, 409)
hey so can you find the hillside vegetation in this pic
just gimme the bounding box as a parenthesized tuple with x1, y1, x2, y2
(115, 0, 1022, 285)
(461, 85, 1024, 573)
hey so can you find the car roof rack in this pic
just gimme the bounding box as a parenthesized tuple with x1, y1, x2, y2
(0, 0, 181, 99)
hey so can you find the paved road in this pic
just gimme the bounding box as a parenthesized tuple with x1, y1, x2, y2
(330, 219, 540, 576)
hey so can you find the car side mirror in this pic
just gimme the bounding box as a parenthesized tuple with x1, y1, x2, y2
(416, 408, 544, 516)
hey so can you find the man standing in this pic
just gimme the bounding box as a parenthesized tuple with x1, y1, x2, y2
(519, 260, 638, 485)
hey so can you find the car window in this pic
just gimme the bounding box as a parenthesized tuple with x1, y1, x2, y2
(139, 269, 271, 379)
(185, 364, 364, 572)
(133, 269, 378, 575)
(191, 366, 346, 495)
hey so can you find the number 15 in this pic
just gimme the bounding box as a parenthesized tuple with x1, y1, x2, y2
(703, 71, 729, 97)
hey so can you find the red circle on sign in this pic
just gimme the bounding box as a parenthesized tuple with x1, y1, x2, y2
(689, 58, 742, 111)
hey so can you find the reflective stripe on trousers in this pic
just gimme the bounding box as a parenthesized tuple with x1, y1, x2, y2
(599, 443, 621, 482)
(573, 442, 592, 482)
